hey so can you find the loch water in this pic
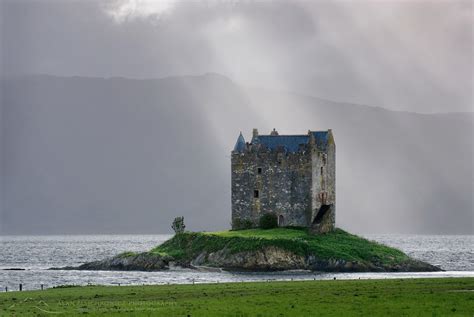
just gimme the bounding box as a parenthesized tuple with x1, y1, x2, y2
(0, 234, 473, 291)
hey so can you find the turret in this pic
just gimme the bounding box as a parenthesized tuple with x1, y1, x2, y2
(251, 128, 259, 144)
(308, 130, 316, 147)
(233, 132, 246, 153)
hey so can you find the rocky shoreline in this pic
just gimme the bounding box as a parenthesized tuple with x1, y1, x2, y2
(54, 245, 441, 273)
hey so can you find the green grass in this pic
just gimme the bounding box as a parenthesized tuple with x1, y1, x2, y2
(117, 251, 138, 258)
(1, 278, 472, 316)
(151, 228, 409, 265)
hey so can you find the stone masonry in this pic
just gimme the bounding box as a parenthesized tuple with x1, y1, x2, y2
(231, 129, 335, 234)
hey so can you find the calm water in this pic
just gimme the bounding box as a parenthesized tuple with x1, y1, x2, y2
(0, 234, 472, 291)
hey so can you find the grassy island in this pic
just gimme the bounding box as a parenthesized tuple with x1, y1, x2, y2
(152, 228, 409, 266)
(71, 228, 440, 272)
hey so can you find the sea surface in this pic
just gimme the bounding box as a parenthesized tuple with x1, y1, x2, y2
(0, 234, 472, 291)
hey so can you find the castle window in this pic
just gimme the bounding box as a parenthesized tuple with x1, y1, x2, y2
(254, 190, 259, 198)
(321, 166, 323, 175)
(257, 167, 262, 174)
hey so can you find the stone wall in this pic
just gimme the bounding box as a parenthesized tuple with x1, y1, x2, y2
(231, 145, 313, 229)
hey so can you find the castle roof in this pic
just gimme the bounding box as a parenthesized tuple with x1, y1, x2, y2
(253, 131, 330, 152)
(233, 132, 246, 153)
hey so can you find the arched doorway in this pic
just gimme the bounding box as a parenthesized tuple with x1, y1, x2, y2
(278, 215, 284, 227)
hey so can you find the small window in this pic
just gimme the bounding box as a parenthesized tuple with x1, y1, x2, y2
(257, 167, 262, 174)
(254, 190, 259, 198)
(321, 167, 323, 175)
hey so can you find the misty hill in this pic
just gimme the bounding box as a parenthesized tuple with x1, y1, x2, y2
(1, 74, 472, 234)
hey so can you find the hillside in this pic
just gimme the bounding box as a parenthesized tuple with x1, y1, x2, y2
(1, 74, 472, 234)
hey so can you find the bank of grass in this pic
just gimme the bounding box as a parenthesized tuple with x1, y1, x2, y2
(117, 251, 138, 258)
(151, 228, 409, 265)
(1, 278, 473, 316)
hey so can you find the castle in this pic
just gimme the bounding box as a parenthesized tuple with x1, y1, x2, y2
(231, 129, 335, 234)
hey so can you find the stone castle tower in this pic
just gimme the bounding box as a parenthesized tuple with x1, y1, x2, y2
(231, 129, 335, 234)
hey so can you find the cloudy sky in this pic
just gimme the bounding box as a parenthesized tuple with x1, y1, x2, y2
(1, 0, 472, 113)
(0, 0, 472, 234)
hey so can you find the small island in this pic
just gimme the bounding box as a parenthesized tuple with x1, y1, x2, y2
(67, 227, 440, 272)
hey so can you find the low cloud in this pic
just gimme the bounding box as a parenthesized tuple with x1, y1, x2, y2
(2, 0, 471, 112)
(104, 0, 178, 23)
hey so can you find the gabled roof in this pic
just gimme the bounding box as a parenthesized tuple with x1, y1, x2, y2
(252, 131, 330, 153)
(255, 135, 309, 152)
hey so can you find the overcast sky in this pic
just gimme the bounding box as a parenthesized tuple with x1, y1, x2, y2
(0, 1, 472, 235)
(1, 0, 472, 113)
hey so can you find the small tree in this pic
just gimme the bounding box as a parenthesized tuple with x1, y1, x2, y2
(171, 216, 186, 234)
(259, 213, 278, 229)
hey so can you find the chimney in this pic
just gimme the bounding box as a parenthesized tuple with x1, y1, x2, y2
(309, 130, 316, 146)
(252, 128, 259, 138)
(270, 128, 279, 136)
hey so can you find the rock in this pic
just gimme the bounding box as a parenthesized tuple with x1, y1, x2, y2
(201, 246, 307, 271)
(55, 253, 171, 271)
(3, 268, 25, 271)
(188, 247, 441, 272)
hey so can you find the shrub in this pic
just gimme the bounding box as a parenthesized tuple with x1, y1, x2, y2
(232, 218, 254, 230)
(171, 216, 186, 234)
(259, 213, 278, 229)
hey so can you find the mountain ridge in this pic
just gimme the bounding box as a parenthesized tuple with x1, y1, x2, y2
(1, 74, 472, 234)
(10, 73, 473, 116)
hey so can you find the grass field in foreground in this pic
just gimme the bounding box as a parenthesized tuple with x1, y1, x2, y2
(1, 278, 473, 316)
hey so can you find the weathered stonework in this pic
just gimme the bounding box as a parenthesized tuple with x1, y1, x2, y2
(231, 129, 336, 234)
